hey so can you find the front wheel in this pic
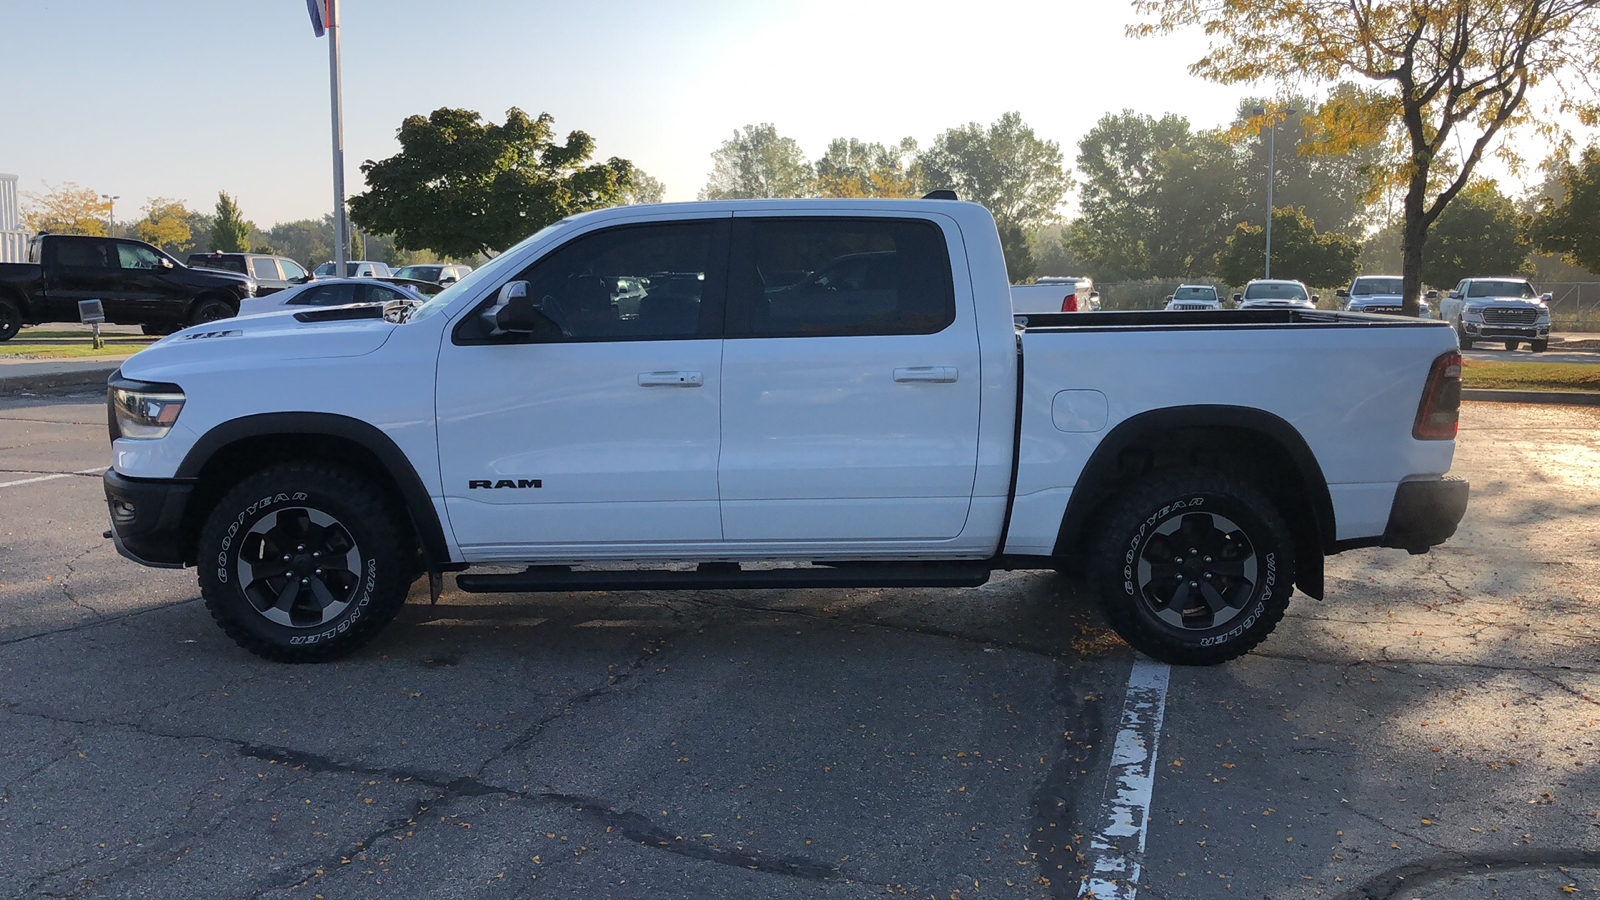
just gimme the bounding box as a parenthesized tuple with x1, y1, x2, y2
(1531, 340, 1548, 353)
(198, 463, 413, 662)
(0, 297, 21, 342)
(1086, 469, 1296, 665)
(188, 297, 236, 326)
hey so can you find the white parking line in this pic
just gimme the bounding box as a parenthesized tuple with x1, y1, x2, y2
(0, 467, 107, 489)
(1078, 656, 1172, 899)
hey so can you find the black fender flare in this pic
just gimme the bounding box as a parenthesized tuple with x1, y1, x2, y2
(1053, 404, 1335, 597)
(176, 412, 451, 567)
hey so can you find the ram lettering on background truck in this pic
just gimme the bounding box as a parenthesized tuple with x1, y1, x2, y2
(103, 198, 1469, 666)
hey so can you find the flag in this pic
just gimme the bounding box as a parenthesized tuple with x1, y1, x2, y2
(306, 0, 329, 37)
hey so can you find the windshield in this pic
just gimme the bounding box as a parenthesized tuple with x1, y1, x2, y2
(406, 221, 570, 323)
(1243, 282, 1308, 301)
(1467, 280, 1536, 299)
(1173, 286, 1215, 300)
(1352, 277, 1402, 295)
(396, 266, 439, 280)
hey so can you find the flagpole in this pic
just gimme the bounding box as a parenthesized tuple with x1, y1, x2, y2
(327, 0, 347, 271)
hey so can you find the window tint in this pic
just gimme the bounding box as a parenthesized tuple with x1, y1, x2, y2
(368, 286, 410, 304)
(55, 239, 116, 269)
(462, 220, 721, 342)
(288, 283, 359, 306)
(190, 254, 247, 273)
(116, 243, 162, 270)
(1242, 282, 1308, 301)
(280, 259, 306, 280)
(729, 218, 955, 337)
(250, 258, 280, 280)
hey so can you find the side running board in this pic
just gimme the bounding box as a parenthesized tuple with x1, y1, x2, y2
(454, 563, 992, 594)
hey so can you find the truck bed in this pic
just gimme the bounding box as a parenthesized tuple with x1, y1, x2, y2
(1016, 307, 1442, 331)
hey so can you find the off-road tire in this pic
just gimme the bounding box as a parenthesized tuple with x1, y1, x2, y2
(188, 296, 236, 326)
(1086, 468, 1296, 666)
(0, 297, 22, 342)
(1531, 340, 1548, 353)
(198, 462, 412, 662)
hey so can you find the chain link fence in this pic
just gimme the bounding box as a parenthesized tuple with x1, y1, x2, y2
(1544, 283, 1600, 331)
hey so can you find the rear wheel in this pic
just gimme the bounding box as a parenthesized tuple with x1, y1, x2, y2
(0, 297, 21, 342)
(188, 296, 236, 326)
(1086, 468, 1296, 665)
(198, 463, 413, 662)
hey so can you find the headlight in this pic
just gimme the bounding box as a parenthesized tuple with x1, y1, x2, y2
(109, 382, 185, 440)
(244, 280, 258, 297)
(1462, 306, 1484, 320)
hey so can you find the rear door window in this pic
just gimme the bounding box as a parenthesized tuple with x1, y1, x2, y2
(726, 218, 956, 337)
(250, 258, 281, 280)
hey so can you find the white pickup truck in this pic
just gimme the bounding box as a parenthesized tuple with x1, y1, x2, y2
(103, 198, 1469, 666)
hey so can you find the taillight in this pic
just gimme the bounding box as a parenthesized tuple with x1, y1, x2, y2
(1061, 294, 1079, 312)
(1413, 351, 1462, 440)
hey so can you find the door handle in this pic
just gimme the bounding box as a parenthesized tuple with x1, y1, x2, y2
(893, 366, 958, 384)
(638, 371, 703, 387)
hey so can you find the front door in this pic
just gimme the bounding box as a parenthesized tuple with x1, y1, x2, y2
(112, 241, 184, 321)
(435, 215, 730, 559)
(718, 214, 982, 543)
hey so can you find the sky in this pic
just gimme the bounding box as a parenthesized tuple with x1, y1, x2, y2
(0, 1, 1585, 230)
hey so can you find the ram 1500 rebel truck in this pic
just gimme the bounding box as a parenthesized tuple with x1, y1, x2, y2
(0, 233, 255, 340)
(102, 198, 1470, 666)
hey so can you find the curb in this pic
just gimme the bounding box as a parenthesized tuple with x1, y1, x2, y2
(1463, 388, 1600, 406)
(0, 366, 119, 395)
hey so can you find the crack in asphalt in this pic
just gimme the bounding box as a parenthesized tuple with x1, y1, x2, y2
(248, 795, 444, 898)
(1341, 804, 1459, 856)
(1027, 662, 1104, 900)
(1332, 849, 1600, 900)
(0, 597, 203, 649)
(56, 543, 105, 618)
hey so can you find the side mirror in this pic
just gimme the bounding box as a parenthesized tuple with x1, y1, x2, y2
(485, 281, 559, 337)
(1335, 289, 1348, 298)
(1311, 295, 1321, 303)
(1425, 290, 1438, 299)
(1448, 291, 1461, 299)
(158, 257, 174, 270)
(441, 275, 458, 285)
(1164, 296, 1173, 302)
(1232, 293, 1242, 302)
(1541, 292, 1553, 302)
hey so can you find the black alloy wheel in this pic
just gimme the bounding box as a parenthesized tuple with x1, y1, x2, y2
(0, 297, 21, 342)
(189, 297, 235, 326)
(236, 507, 364, 629)
(1088, 468, 1296, 665)
(198, 462, 413, 662)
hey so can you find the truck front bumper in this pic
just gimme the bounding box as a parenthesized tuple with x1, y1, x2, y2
(1462, 322, 1548, 340)
(104, 470, 193, 569)
(1381, 477, 1469, 554)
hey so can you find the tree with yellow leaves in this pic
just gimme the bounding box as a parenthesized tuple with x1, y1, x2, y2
(132, 198, 197, 255)
(21, 182, 109, 236)
(1134, 0, 1600, 315)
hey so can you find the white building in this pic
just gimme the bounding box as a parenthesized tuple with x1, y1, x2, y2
(0, 174, 27, 262)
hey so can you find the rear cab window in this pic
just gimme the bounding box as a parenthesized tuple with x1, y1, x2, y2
(726, 217, 956, 337)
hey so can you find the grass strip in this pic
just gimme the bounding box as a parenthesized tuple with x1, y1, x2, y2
(1462, 358, 1600, 392)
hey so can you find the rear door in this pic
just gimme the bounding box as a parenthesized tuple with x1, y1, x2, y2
(435, 215, 731, 558)
(718, 214, 982, 543)
(42, 237, 122, 321)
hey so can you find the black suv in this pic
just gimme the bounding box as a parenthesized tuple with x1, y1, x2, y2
(0, 234, 255, 340)
(187, 252, 312, 296)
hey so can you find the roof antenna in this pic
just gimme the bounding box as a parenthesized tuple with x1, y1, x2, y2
(921, 189, 957, 201)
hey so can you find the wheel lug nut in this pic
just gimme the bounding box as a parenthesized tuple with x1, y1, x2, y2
(1175, 557, 1184, 565)
(1204, 556, 1212, 563)
(1189, 548, 1198, 555)
(315, 568, 322, 575)
(1189, 581, 1199, 588)
(1204, 572, 1213, 579)
(282, 554, 291, 561)
(300, 577, 309, 584)
(312, 551, 321, 559)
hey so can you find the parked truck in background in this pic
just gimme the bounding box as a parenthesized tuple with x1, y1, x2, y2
(0, 233, 255, 340)
(102, 198, 1469, 667)
(1011, 275, 1099, 314)
(1437, 277, 1552, 351)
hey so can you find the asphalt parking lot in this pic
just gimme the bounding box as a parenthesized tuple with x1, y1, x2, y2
(1, 392, 1597, 899)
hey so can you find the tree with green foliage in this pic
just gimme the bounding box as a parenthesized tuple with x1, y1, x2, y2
(210, 191, 251, 253)
(1214, 206, 1359, 288)
(1068, 110, 1240, 280)
(621, 168, 666, 205)
(815, 137, 920, 198)
(1136, 0, 1600, 315)
(920, 112, 1070, 282)
(1421, 180, 1533, 286)
(350, 107, 634, 258)
(1530, 144, 1600, 275)
(698, 124, 814, 200)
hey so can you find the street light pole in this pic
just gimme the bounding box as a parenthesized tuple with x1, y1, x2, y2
(327, 0, 347, 272)
(100, 194, 118, 238)
(1251, 107, 1296, 280)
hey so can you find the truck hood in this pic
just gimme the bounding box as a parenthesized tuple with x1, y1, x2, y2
(1464, 297, 1543, 309)
(119, 307, 398, 381)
